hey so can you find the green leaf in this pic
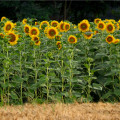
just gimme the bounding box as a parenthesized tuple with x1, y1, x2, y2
(10, 91, 18, 99)
(92, 83, 102, 90)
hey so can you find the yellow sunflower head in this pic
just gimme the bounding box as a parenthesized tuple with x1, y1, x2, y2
(0, 33, 5, 38)
(46, 27, 58, 39)
(94, 18, 101, 24)
(31, 35, 41, 46)
(1, 16, 6, 22)
(58, 21, 65, 32)
(64, 22, 70, 32)
(97, 21, 106, 31)
(68, 35, 77, 44)
(55, 35, 62, 41)
(106, 22, 115, 33)
(35, 40, 41, 46)
(29, 27, 40, 37)
(22, 19, 27, 24)
(94, 30, 99, 35)
(40, 21, 49, 30)
(51, 20, 59, 28)
(105, 35, 115, 44)
(7, 32, 18, 45)
(56, 41, 62, 50)
(84, 30, 93, 39)
(31, 35, 39, 41)
(4, 21, 14, 33)
(114, 22, 119, 30)
(78, 20, 90, 32)
(113, 39, 120, 44)
(24, 24, 31, 35)
(35, 22, 39, 25)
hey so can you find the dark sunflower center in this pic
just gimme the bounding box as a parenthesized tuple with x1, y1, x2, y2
(57, 43, 61, 48)
(61, 24, 64, 30)
(25, 27, 29, 33)
(65, 25, 69, 29)
(49, 30, 56, 36)
(31, 29, 37, 35)
(107, 37, 112, 42)
(56, 36, 60, 40)
(52, 23, 57, 27)
(96, 20, 100, 23)
(9, 34, 16, 42)
(6, 24, 11, 30)
(35, 40, 39, 44)
(70, 37, 75, 42)
(86, 34, 91, 37)
(99, 24, 103, 28)
(81, 23, 87, 30)
(108, 25, 113, 31)
(34, 37, 39, 42)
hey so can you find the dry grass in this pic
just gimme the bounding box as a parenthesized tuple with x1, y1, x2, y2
(0, 102, 120, 120)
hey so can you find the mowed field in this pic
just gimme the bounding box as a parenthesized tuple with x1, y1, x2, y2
(0, 102, 120, 120)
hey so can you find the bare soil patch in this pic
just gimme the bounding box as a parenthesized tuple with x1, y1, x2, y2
(0, 102, 120, 120)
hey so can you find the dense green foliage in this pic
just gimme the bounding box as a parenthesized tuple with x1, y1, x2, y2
(0, 17, 120, 105)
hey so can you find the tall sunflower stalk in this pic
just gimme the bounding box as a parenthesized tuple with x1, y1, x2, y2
(69, 46, 74, 98)
(19, 42, 23, 104)
(6, 43, 10, 105)
(1, 40, 6, 105)
(61, 49, 65, 102)
(33, 46, 38, 98)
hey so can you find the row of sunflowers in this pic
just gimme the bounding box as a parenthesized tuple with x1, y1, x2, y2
(0, 17, 120, 105)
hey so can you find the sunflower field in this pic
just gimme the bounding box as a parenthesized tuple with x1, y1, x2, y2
(0, 17, 120, 105)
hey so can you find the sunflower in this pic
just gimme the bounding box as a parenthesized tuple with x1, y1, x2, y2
(35, 40, 41, 46)
(35, 22, 39, 25)
(94, 30, 99, 35)
(114, 22, 119, 30)
(58, 21, 65, 32)
(68, 35, 77, 44)
(55, 35, 62, 41)
(31, 35, 39, 42)
(51, 20, 59, 28)
(56, 41, 62, 50)
(64, 22, 70, 32)
(22, 19, 27, 24)
(113, 39, 120, 44)
(31, 35, 41, 46)
(24, 24, 31, 35)
(40, 21, 49, 30)
(84, 30, 93, 39)
(46, 27, 58, 39)
(1, 16, 6, 21)
(97, 21, 106, 31)
(105, 35, 115, 44)
(94, 18, 101, 24)
(4, 21, 14, 33)
(29, 27, 40, 37)
(7, 32, 18, 45)
(106, 22, 115, 33)
(78, 20, 90, 32)
(0, 33, 5, 38)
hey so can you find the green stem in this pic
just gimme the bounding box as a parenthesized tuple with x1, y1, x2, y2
(87, 61, 91, 100)
(7, 49, 10, 105)
(69, 48, 74, 98)
(34, 48, 38, 98)
(61, 49, 65, 102)
(46, 66, 49, 103)
(20, 50, 23, 104)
